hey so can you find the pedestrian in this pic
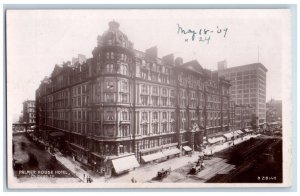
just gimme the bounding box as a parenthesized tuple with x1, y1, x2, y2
(83, 173, 86, 182)
(131, 177, 135, 183)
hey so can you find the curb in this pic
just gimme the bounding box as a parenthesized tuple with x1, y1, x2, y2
(45, 149, 84, 183)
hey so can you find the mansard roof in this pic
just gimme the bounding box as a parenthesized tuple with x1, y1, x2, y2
(51, 65, 63, 77)
(176, 60, 204, 75)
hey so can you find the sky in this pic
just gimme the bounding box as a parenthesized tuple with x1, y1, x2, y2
(7, 9, 291, 120)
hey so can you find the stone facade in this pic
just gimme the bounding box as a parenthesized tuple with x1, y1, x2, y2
(35, 21, 231, 173)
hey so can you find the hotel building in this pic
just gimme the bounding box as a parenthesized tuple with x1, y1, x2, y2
(35, 21, 231, 175)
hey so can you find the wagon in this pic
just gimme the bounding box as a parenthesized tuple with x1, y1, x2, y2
(157, 167, 171, 179)
(190, 165, 201, 175)
(203, 154, 213, 160)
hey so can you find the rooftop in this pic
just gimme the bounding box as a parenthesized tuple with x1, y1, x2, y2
(218, 62, 268, 72)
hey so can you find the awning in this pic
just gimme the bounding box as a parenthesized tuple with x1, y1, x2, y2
(49, 132, 65, 137)
(183, 146, 192, 152)
(223, 132, 233, 139)
(244, 129, 253, 133)
(203, 149, 213, 155)
(112, 155, 140, 174)
(69, 142, 88, 151)
(269, 122, 280, 125)
(233, 131, 241, 136)
(162, 148, 180, 156)
(91, 152, 104, 159)
(236, 130, 244, 135)
(208, 137, 225, 144)
(141, 152, 164, 163)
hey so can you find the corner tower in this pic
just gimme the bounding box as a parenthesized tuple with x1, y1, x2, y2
(90, 21, 138, 176)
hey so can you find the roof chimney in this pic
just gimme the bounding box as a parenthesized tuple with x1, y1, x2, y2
(175, 57, 183, 66)
(162, 54, 174, 66)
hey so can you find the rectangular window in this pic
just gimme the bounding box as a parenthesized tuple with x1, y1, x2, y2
(141, 95, 148, 105)
(122, 111, 128, 121)
(152, 124, 158, 135)
(162, 112, 167, 120)
(142, 112, 148, 121)
(153, 112, 158, 120)
(162, 88, 167, 95)
(105, 93, 115, 102)
(121, 81, 128, 91)
(161, 97, 167, 106)
(110, 52, 114, 59)
(162, 123, 167, 133)
(142, 124, 148, 135)
(121, 126, 128, 137)
(106, 111, 114, 120)
(152, 87, 158, 94)
(121, 94, 128, 103)
(141, 71, 148, 79)
(152, 96, 158, 106)
(106, 64, 114, 73)
(142, 85, 148, 94)
(170, 98, 175, 107)
(170, 90, 175, 97)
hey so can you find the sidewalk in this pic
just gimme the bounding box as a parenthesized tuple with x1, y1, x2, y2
(205, 134, 260, 154)
(47, 133, 260, 183)
(53, 151, 106, 183)
(105, 134, 260, 183)
(106, 151, 201, 183)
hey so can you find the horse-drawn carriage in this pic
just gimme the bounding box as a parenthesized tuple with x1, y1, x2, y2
(157, 167, 171, 179)
(190, 159, 205, 175)
(201, 150, 214, 160)
(190, 164, 202, 174)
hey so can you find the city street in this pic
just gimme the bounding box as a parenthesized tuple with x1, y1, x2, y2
(147, 135, 282, 183)
(13, 133, 280, 184)
(13, 133, 80, 183)
(50, 133, 260, 183)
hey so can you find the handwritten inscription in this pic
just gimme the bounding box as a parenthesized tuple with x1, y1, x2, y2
(177, 24, 228, 44)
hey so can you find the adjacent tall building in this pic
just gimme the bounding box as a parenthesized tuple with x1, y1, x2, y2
(22, 100, 35, 124)
(266, 99, 282, 123)
(217, 61, 267, 128)
(35, 21, 231, 175)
